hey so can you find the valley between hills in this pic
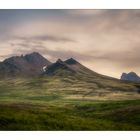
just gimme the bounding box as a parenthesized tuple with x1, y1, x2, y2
(0, 52, 140, 130)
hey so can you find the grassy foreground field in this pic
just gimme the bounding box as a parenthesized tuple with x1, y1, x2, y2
(0, 100, 140, 130)
(0, 77, 140, 130)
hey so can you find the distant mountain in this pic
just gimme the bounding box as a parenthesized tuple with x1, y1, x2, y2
(0, 52, 51, 77)
(121, 72, 140, 82)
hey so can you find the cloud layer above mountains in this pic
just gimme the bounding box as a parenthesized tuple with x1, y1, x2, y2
(0, 10, 140, 78)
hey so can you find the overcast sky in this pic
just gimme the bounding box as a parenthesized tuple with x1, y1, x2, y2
(0, 10, 140, 78)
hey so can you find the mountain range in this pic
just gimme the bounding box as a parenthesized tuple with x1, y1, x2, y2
(0, 52, 112, 79)
(0, 52, 140, 84)
(121, 72, 140, 82)
(0, 52, 140, 98)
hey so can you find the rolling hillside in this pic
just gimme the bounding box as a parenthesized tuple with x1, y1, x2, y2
(0, 52, 140, 130)
(0, 52, 140, 100)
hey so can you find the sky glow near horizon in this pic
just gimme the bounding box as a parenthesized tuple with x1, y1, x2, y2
(0, 10, 140, 78)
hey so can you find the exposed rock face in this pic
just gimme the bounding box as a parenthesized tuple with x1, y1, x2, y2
(0, 52, 51, 77)
(121, 72, 140, 82)
(44, 58, 76, 76)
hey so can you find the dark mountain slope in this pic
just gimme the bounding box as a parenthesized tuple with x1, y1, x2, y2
(0, 52, 51, 77)
(64, 58, 92, 74)
(44, 59, 76, 76)
(24, 52, 51, 68)
(65, 58, 119, 82)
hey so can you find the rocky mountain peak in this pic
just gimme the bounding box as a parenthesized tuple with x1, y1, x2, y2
(0, 52, 52, 77)
(65, 58, 78, 65)
(56, 59, 63, 64)
(121, 72, 140, 82)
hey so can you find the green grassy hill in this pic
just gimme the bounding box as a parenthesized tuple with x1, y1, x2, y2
(0, 75, 139, 130)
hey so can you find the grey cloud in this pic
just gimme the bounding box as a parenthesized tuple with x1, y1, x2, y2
(14, 35, 76, 43)
(10, 42, 93, 62)
(10, 37, 140, 70)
